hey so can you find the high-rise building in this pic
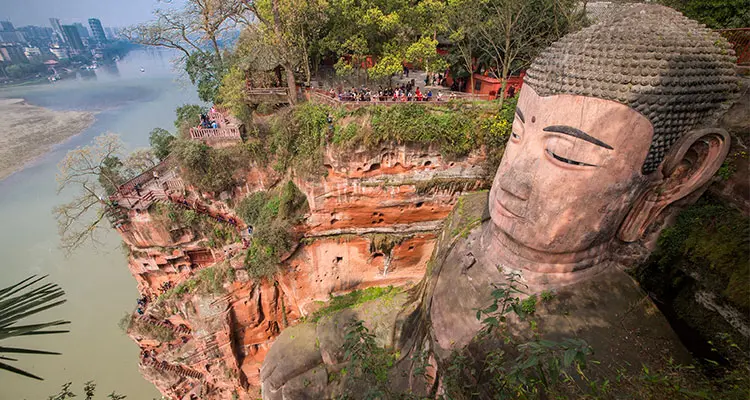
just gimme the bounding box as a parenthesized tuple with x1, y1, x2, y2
(61, 24, 85, 53)
(104, 27, 115, 40)
(49, 18, 65, 44)
(73, 22, 89, 38)
(0, 21, 25, 44)
(18, 26, 53, 48)
(0, 43, 29, 64)
(88, 18, 107, 45)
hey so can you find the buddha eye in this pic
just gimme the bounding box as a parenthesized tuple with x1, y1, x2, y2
(546, 149, 596, 167)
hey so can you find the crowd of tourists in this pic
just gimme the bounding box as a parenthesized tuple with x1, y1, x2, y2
(331, 83, 455, 103)
(198, 113, 219, 129)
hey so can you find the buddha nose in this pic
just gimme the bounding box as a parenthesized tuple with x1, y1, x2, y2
(497, 158, 533, 201)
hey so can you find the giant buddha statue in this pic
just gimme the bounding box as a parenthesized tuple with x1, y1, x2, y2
(260, 5, 739, 398)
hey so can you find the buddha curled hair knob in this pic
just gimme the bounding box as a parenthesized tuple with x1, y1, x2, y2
(524, 4, 739, 174)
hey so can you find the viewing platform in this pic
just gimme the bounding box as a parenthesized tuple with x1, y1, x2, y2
(188, 108, 243, 147)
(110, 157, 184, 212)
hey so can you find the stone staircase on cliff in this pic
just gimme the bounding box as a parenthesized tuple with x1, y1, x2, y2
(138, 315, 191, 335)
(141, 357, 204, 380)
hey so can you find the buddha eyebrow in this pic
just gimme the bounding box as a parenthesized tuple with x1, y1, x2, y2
(515, 108, 525, 123)
(542, 125, 614, 150)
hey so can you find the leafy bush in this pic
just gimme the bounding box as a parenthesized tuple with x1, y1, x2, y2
(159, 263, 234, 300)
(258, 100, 515, 180)
(174, 104, 207, 138)
(171, 139, 237, 193)
(238, 181, 309, 279)
(149, 128, 176, 160)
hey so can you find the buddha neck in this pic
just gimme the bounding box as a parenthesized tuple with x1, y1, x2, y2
(477, 221, 612, 288)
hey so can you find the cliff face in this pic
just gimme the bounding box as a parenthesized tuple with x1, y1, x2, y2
(116, 142, 489, 399)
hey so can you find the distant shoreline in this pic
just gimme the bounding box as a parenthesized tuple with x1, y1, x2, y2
(0, 98, 95, 181)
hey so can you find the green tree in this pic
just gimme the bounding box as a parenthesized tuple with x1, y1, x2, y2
(447, 0, 482, 93)
(405, 36, 448, 77)
(217, 66, 252, 123)
(124, 0, 244, 102)
(174, 104, 207, 138)
(6, 64, 23, 79)
(149, 128, 176, 160)
(1, 276, 69, 381)
(660, 0, 750, 29)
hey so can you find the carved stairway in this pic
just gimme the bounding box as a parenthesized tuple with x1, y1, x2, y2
(142, 357, 204, 380)
(138, 315, 191, 335)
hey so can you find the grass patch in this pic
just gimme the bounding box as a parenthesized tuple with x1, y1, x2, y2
(254, 98, 517, 179)
(310, 286, 398, 322)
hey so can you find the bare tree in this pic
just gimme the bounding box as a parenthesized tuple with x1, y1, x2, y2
(54, 134, 125, 254)
(475, 0, 584, 106)
(53, 135, 157, 254)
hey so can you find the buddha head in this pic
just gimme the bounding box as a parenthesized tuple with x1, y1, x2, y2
(487, 5, 739, 275)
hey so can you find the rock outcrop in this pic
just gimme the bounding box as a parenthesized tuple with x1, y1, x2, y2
(114, 141, 489, 399)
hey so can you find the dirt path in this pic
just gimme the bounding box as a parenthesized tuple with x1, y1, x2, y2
(0, 98, 94, 181)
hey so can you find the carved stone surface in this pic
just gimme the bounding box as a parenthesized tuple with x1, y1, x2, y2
(260, 5, 741, 398)
(525, 4, 739, 173)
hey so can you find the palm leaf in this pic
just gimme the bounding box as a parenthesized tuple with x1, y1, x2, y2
(0, 275, 69, 380)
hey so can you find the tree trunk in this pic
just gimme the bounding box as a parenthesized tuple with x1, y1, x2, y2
(284, 63, 297, 105)
(210, 35, 222, 65)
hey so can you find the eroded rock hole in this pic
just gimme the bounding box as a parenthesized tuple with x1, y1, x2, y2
(423, 161, 432, 166)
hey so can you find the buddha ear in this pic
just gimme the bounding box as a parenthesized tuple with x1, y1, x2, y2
(618, 128, 731, 242)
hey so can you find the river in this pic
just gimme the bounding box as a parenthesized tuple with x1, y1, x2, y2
(0, 49, 201, 399)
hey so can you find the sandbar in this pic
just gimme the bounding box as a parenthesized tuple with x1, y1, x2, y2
(0, 98, 95, 181)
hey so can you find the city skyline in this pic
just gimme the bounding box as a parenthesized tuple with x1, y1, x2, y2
(0, 0, 179, 27)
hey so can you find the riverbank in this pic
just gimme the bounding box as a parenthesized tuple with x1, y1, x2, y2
(0, 98, 95, 181)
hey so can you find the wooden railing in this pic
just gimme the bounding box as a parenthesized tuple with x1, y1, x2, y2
(118, 158, 174, 195)
(189, 126, 242, 140)
(246, 87, 289, 96)
(717, 28, 750, 65)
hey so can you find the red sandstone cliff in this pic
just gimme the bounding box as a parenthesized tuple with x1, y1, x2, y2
(114, 141, 488, 399)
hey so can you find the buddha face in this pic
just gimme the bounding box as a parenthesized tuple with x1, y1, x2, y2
(489, 86, 655, 255)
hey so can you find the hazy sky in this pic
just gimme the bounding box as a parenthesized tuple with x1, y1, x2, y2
(0, 0, 178, 28)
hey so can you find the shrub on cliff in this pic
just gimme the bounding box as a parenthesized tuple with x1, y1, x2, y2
(118, 313, 175, 343)
(257, 100, 514, 179)
(171, 139, 236, 193)
(654, 198, 750, 311)
(149, 128, 176, 161)
(237, 181, 309, 279)
(174, 104, 207, 139)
